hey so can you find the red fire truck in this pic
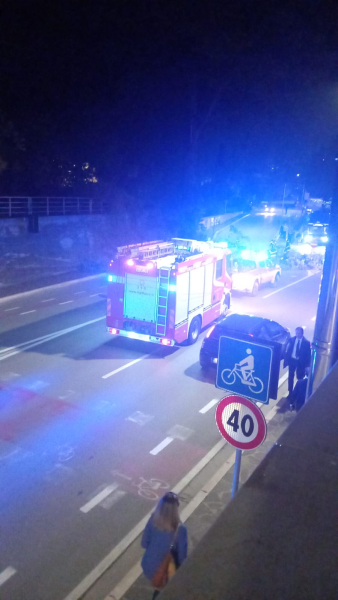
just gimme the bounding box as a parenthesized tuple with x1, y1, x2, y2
(106, 239, 232, 346)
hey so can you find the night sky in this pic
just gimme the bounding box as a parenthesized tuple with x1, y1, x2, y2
(1, 1, 338, 206)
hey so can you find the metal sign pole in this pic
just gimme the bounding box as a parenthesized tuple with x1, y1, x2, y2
(231, 449, 242, 498)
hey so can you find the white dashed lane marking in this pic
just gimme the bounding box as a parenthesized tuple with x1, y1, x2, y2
(4, 306, 20, 312)
(59, 300, 74, 305)
(90, 293, 99, 297)
(149, 437, 174, 455)
(80, 484, 119, 513)
(19, 310, 36, 315)
(199, 399, 219, 414)
(41, 298, 55, 303)
(0, 567, 16, 586)
(102, 355, 149, 379)
(74, 291, 86, 295)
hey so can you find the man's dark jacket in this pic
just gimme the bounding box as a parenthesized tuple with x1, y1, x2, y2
(284, 336, 311, 369)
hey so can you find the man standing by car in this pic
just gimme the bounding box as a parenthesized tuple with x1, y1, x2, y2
(284, 327, 311, 403)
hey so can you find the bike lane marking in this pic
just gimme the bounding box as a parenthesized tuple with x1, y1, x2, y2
(62, 439, 226, 600)
(149, 437, 174, 455)
(104, 374, 291, 600)
(0, 567, 16, 586)
(80, 484, 120, 514)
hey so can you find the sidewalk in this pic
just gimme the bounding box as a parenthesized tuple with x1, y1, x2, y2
(123, 394, 294, 600)
(81, 381, 294, 600)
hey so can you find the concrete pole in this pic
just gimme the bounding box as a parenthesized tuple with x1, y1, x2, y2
(307, 166, 338, 396)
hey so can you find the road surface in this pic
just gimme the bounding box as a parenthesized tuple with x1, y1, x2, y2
(0, 263, 321, 599)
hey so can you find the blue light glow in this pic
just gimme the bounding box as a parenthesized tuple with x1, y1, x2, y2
(169, 284, 176, 292)
(108, 275, 113, 282)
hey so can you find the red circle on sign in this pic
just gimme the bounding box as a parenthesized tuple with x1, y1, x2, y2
(215, 395, 267, 450)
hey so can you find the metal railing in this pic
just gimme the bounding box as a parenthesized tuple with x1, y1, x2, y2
(0, 197, 107, 218)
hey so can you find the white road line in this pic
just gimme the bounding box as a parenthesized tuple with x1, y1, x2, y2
(102, 355, 149, 379)
(0, 567, 16, 586)
(149, 437, 174, 455)
(74, 291, 86, 295)
(19, 310, 36, 315)
(80, 484, 119, 513)
(62, 439, 226, 600)
(0, 316, 105, 362)
(105, 373, 291, 600)
(90, 293, 99, 297)
(0, 273, 105, 305)
(59, 300, 74, 305)
(311, 316, 316, 321)
(199, 399, 219, 414)
(4, 306, 19, 312)
(106, 453, 238, 600)
(41, 298, 55, 302)
(65, 374, 290, 600)
(262, 271, 318, 299)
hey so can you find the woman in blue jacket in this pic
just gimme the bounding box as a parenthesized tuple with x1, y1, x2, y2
(141, 491, 188, 599)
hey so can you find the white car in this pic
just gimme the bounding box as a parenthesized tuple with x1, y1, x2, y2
(232, 257, 281, 296)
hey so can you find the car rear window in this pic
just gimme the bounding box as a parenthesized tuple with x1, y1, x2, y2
(217, 314, 263, 336)
(262, 320, 284, 338)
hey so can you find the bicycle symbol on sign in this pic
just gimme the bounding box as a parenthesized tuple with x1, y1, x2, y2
(221, 348, 263, 394)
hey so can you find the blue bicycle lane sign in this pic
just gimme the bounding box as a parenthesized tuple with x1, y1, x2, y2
(216, 335, 273, 404)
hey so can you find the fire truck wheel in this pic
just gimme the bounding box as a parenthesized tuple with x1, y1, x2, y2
(188, 317, 201, 344)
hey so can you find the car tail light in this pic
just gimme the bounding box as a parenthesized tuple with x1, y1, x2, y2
(160, 338, 171, 346)
(205, 325, 215, 338)
(109, 328, 120, 334)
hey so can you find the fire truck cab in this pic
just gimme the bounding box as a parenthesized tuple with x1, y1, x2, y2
(106, 239, 232, 346)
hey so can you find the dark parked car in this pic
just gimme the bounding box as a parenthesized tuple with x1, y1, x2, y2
(200, 313, 290, 369)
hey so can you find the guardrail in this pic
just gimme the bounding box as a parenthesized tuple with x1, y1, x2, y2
(0, 197, 107, 218)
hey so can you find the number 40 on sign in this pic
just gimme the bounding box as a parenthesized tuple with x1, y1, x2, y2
(216, 395, 267, 451)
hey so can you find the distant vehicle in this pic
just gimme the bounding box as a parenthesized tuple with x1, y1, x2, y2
(231, 250, 281, 296)
(106, 239, 232, 346)
(302, 220, 329, 245)
(199, 313, 290, 369)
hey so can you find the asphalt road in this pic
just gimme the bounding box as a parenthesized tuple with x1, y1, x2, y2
(0, 264, 321, 600)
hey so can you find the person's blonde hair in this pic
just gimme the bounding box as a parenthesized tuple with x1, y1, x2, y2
(152, 493, 181, 532)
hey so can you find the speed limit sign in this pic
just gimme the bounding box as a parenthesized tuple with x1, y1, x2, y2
(216, 395, 267, 450)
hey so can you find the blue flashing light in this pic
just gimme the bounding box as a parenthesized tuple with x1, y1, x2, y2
(108, 275, 113, 282)
(321, 236, 328, 243)
(169, 284, 176, 292)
